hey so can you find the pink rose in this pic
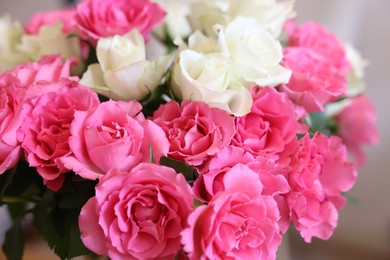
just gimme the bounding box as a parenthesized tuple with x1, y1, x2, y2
(0, 74, 26, 174)
(62, 100, 169, 180)
(79, 163, 193, 259)
(75, 0, 166, 45)
(193, 146, 255, 202)
(24, 9, 77, 34)
(194, 146, 290, 202)
(286, 133, 357, 242)
(152, 100, 236, 166)
(182, 164, 282, 260)
(280, 47, 347, 113)
(335, 95, 378, 165)
(286, 22, 350, 75)
(19, 80, 99, 191)
(232, 86, 301, 165)
(4, 55, 77, 99)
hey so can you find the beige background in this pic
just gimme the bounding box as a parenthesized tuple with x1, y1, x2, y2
(0, 0, 389, 259)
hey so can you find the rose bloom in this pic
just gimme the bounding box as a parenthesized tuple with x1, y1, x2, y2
(81, 29, 169, 101)
(217, 17, 291, 88)
(280, 47, 347, 113)
(232, 86, 301, 165)
(0, 74, 26, 174)
(286, 21, 350, 76)
(62, 100, 168, 180)
(286, 133, 357, 242)
(19, 80, 99, 191)
(335, 95, 378, 165)
(0, 15, 27, 73)
(5, 55, 77, 99)
(152, 100, 235, 166)
(171, 49, 253, 116)
(24, 9, 76, 34)
(182, 164, 282, 260)
(75, 0, 166, 45)
(79, 163, 193, 260)
(194, 146, 290, 203)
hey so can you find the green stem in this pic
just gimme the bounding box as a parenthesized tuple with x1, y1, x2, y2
(2, 195, 40, 204)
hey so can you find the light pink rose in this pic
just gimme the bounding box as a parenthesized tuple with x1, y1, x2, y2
(280, 47, 347, 113)
(194, 146, 290, 202)
(75, 0, 166, 45)
(232, 86, 301, 166)
(286, 133, 357, 242)
(62, 100, 169, 180)
(79, 163, 193, 259)
(152, 100, 236, 166)
(193, 146, 255, 202)
(4, 55, 77, 99)
(19, 80, 99, 191)
(24, 9, 76, 34)
(0, 74, 26, 174)
(182, 164, 282, 260)
(335, 95, 378, 166)
(286, 22, 351, 76)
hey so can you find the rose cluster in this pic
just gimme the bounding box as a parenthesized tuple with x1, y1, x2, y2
(0, 0, 378, 260)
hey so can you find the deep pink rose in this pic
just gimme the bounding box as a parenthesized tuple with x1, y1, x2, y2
(75, 0, 166, 45)
(286, 133, 357, 242)
(19, 80, 99, 191)
(336, 95, 378, 165)
(152, 100, 236, 166)
(24, 9, 76, 34)
(62, 100, 169, 180)
(0, 74, 26, 174)
(79, 163, 193, 259)
(232, 86, 301, 165)
(286, 22, 350, 75)
(182, 164, 282, 260)
(280, 47, 347, 112)
(194, 146, 290, 203)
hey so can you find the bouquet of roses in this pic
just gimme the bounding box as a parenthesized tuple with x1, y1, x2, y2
(0, 0, 378, 259)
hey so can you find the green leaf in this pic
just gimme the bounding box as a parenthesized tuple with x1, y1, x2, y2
(159, 156, 196, 182)
(2, 160, 45, 199)
(0, 167, 17, 204)
(32, 187, 92, 259)
(149, 143, 155, 163)
(7, 203, 26, 220)
(307, 112, 338, 137)
(2, 218, 24, 260)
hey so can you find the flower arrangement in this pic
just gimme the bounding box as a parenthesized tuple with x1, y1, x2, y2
(0, 0, 378, 259)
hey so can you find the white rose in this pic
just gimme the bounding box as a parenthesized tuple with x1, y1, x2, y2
(188, 31, 219, 53)
(227, 0, 295, 38)
(81, 29, 169, 101)
(217, 17, 291, 87)
(189, 0, 295, 38)
(188, 0, 229, 37)
(0, 15, 28, 73)
(153, 0, 194, 40)
(17, 22, 81, 62)
(344, 43, 368, 97)
(172, 49, 252, 116)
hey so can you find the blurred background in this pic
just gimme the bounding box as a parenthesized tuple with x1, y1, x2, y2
(0, 0, 389, 259)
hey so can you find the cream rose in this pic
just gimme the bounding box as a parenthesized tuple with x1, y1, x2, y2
(17, 22, 81, 63)
(0, 15, 28, 73)
(227, 0, 295, 38)
(189, 0, 295, 38)
(217, 17, 291, 87)
(81, 29, 169, 101)
(153, 0, 194, 40)
(171, 49, 252, 116)
(344, 43, 368, 97)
